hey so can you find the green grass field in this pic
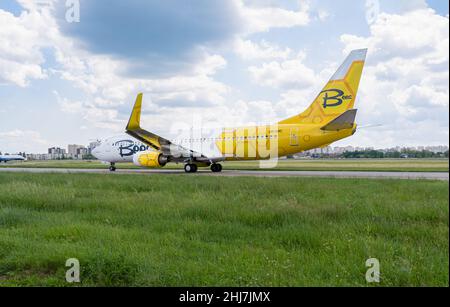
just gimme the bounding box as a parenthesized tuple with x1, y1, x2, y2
(0, 172, 448, 286)
(1, 158, 449, 172)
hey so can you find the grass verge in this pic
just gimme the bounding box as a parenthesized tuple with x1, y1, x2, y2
(0, 173, 448, 286)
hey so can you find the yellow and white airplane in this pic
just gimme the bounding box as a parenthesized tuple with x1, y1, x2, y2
(92, 49, 367, 173)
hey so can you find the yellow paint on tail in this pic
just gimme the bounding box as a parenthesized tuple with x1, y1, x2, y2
(279, 49, 367, 126)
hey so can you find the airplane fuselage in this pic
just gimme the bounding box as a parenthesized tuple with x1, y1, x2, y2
(92, 49, 367, 173)
(0, 155, 26, 163)
(92, 123, 356, 164)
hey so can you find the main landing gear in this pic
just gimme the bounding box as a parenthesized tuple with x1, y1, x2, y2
(184, 163, 198, 173)
(109, 163, 117, 172)
(210, 163, 223, 173)
(183, 163, 223, 173)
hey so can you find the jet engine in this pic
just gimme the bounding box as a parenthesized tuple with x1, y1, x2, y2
(133, 151, 168, 168)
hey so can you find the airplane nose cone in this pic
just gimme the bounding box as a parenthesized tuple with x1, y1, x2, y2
(92, 148, 100, 159)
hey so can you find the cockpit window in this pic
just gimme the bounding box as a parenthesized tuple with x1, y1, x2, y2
(90, 141, 101, 150)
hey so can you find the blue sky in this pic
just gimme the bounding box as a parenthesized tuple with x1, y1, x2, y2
(0, 0, 448, 153)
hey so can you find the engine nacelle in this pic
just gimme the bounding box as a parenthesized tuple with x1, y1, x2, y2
(133, 151, 168, 168)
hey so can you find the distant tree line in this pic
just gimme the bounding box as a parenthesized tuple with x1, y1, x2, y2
(341, 149, 449, 159)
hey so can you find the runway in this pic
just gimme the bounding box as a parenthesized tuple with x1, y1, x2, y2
(0, 167, 448, 180)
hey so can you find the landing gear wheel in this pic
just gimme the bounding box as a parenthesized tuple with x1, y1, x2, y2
(184, 164, 198, 173)
(211, 163, 223, 173)
(109, 163, 116, 172)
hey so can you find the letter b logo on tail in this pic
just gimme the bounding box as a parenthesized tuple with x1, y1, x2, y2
(321, 89, 346, 108)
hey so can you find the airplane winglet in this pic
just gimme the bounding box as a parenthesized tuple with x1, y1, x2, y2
(124, 93, 202, 156)
(126, 93, 143, 131)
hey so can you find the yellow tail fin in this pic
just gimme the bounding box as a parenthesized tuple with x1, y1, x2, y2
(279, 49, 367, 125)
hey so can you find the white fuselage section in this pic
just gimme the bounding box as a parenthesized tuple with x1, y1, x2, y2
(0, 155, 26, 162)
(91, 135, 153, 163)
(92, 132, 225, 163)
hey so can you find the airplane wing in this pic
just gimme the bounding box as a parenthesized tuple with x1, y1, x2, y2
(125, 93, 213, 162)
(126, 93, 170, 151)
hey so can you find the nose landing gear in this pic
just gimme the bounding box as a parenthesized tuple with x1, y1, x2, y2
(109, 163, 117, 172)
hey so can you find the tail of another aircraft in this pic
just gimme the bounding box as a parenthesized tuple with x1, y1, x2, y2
(279, 49, 367, 126)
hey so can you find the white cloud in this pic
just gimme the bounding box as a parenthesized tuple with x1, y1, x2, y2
(241, 100, 279, 124)
(274, 88, 320, 118)
(248, 52, 319, 89)
(339, 8, 449, 147)
(0, 4, 233, 135)
(51, 48, 230, 129)
(46, 23, 231, 130)
(0, 10, 49, 86)
(234, 39, 292, 60)
(236, 0, 311, 33)
(342, 9, 448, 64)
(193, 54, 227, 75)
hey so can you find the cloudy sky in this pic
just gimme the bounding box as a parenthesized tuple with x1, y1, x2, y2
(0, 0, 448, 153)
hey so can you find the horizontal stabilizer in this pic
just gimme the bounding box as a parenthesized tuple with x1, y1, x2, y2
(321, 109, 358, 131)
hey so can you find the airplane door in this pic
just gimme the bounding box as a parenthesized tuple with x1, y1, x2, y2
(290, 128, 299, 147)
(216, 129, 235, 157)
